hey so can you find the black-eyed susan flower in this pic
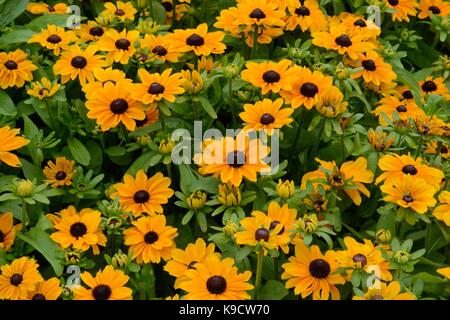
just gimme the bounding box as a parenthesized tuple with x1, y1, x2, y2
(53, 45, 106, 85)
(77, 21, 106, 42)
(385, 0, 418, 22)
(27, 2, 68, 14)
(43, 156, 75, 188)
(164, 238, 219, 288)
(425, 141, 450, 159)
(27, 278, 62, 300)
(73, 266, 132, 300)
(195, 135, 270, 186)
(102, 1, 137, 22)
(341, 14, 381, 39)
(111, 170, 174, 216)
(433, 191, 450, 226)
(28, 24, 77, 56)
(95, 29, 140, 65)
(244, 25, 284, 47)
(418, 0, 450, 18)
(234, 0, 285, 29)
(50, 206, 107, 254)
(351, 51, 397, 86)
(281, 240, 345, 300)
(353, 281, 416, 300)
(0, 126, 30, 167)
(214, 6, 243, 37)
(419, 76, 450, 99)
(82, 67, 132, 100)
(0, 257, 43, 300)
(280, 66, 334, 109)
(381, 175, 437, 214)
(241, 59, 296, 95)
(301, 157, 374, 206)
(140, 34, 181, 63)
(285, 0, 326, 32)
(179, 255, 253, 300)
(367, 128, 395, 152)
(0, 49, 37, 89)
(374, 96, 425, 125)
(376, 153, 444, 187)
(234, 209, 290, 253)
(314, 86, 348, 117)
(181, 69, 204, 94)
(135, 104, 160, 127)
(171, 23, 226, 56)
(132, 68, 185, 105)
(312, 24, 374, 60)
(265, 201, 298, 253)
(0, 212, 17, 252)
(86, 82, 145, 131)
(239, 98, 293, 135)
(123, 215, 178, 264)
(27, 77, 60, 100)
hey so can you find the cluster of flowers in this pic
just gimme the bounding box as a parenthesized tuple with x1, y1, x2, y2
(0, 0, 449, 300)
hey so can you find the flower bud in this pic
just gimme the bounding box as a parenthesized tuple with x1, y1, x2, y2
(181, 70, 204, 94)
(223, 64, 240, 78)
(223, 221, 239, 236)
(237, 90, 251, 102)
(276, 179, 295, 199)
(394, 250, 411, 264)
(111, 250, 128, 269)
(136, 19, 160, 34)
(187, 191, 207, 210)
(218, 183, 241, 207)
(106, 216, 123, 230)
(376, 229, 391, 243)
(136, 135, 151, 145)
(299, 214, 318, 234)
(159, 139, 176, 154)
(336, 66, 349, 79)
(64, 250, 82, 265)
(16, 179, 34, 197)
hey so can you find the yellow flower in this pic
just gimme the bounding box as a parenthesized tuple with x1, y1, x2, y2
(170, 23, 226, 56)
(433, 191, 450, 226)
(76, 21, 106, 42)
(276, 179, 295, 199)
(0, 49, 37, 89)
(0, 126, 30, 167)
(217, 183, 241, 207)
(27, 278, 62, 300)
(418, 0, 450, 19)
(140, 34, 181, 63)
(102, 1, 137, 22)
(27, 77, 60, 99)
(374, 96, 426, 125)
(28, 24, 77, 56)
(43, 156, 75, 188)
(159, 139, 176, 154)
(351, 51, 397, 86)
(0, 212, 17, 252)
(314, 86, 348, 117)
(0, 257, 43, 300)
(425, 141, 450, 159)
(187, 190, 207, 210)
(353, 281, 416, 300)
(385, 0, 418, 22)
(82, 67, 132, 100)
(419, 76, 450, 99)
(367, 128, 395, 152)
(233, 0, 285, 29)
(437, 267, 450, 279)
(27, 2, 68, 14)
(181, 69, 204, 94)
(95, 29, 140, 65)
(285, 0, 327, 32)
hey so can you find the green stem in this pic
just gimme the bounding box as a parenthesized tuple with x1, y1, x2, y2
(228, 78, 236, 127)
(254, 246, 264, 300)
(171, 0, 178, 30)
(339, 134, 346, 165)
(414, 135, 424, 158)
(159, 105, 166, 130)
(342, 222, 365, 241)
(419, 256, 444, 268)
(251, 24, 258, 59)
(166, 163, 172, 178)
(425, 222, 432, 256)
(21, 200, 28, 228)
(47, 101, 57, 130)
(274, 256, 279, 281)
(308, 120, 325, 166)
(193, 98, 200, 120)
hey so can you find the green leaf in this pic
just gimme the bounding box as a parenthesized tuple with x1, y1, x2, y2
(67, 137, 91, 166)
(150, 0, 166, 25)
(198, 96, 217, 119)
(106, 146, 127, 157)
(182, 210, 195, 225)
(0, 0, 29, 27)
(196, 211, 207, 233)
(26, 14, 72, 31)
(0, 90, 17, 117)
(16, 229, 64, 276)
(236, 246, 252, 261)
(0, 29, 36, 44)
(258, 280, 289, 300)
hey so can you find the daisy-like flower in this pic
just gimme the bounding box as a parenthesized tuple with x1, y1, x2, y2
(433, 191, 450, 226)
(239, 98, 294, 135)
(419, 76, 450, 99)
(27, 278, 62, 300)
(27, 2, 68, 14)
(241, 59, 296, 95)
(375, 153, 444, 187)
(140, 34, 181, 63)
(374, 96, 425, 125)
(53, 45, 107, 85)
(102, 1, 137, 21)
(95, 29, 140, 65)
(264, 201, 298, 253)
(301, 157, 374, 206)
(27, 77, 60, 100)
(0, 212, 17, 252)
(164, 238, 220, 288)
(195, 134, 270, 186)
(281, 240, 345, 300)
(281, 66, 335, 109)
(136, 104, 160, 128)
(28, 25, 77, 56)
(82, 67, 132, 100)
(340, 15, 381, 39)
(425, 141, 450, 159)
(171, 23, 226, 56)
(285, 0, 327, 32)
(50, 206, 107, 254)
(123, 215, 178, 264)
(234, 208, 291, 253)
(314, 86, 348, 117)
(0, 49, 37, 89)
(111, 170, 174, 216)
(380, 175, 437, 214)
(43, 156, 75, 188)
(351, 51, 397, 86)
(385, 0, 418, 22)
(367, 128, 395, 152)
(132, 68, 185, 105)
(437, 267, 450, 279)
(0, 257, 43, 300)
(418, 0, 450, 18)
(179, 255, 253, 300)
(0, 126, 30, 167)
(86, 82, 145, 131)
(336, 237, 392, 281)
(244, 25, 284, 47)
(233, 0, 285, 29)
(77, 21, 106, 42)
(73, 266, 133, 300)
(353, 281, 416, 300)
(181, 69, 204, 94)
(312, 24, 374, 60)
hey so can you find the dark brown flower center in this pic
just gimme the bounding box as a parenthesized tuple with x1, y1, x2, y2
(55, 171, 67, 180)
(47, 34, 62, 44)
(352, 253, 367, 267)
(402, 164, 418, 175)
(402, 90, 413, 99)
(300, 82, 319, 97)
(260, 113, 275, 125)
(4, 60, 18, 70)
(353, 19, 367, 27)
(148, 82, 165, 95)
(70, 222, 87, 238)
(186, 34, 205, 46)
(429, 6, 441, 14)
(421, 80, 437, 92)
(134, 190, 150, 204)
(0, 230, 4, 243)
(295, 6, 310, 16)
(92, 284, 112, 300)
(115, 9, 125, 16)
(335, 34, 352, 47)
(144, 231, 158, 244)
(362, 59, 376, 71)
(388, 0, 399, 6)
(441, 145, 448, 154)
(249, 8, 266, 19)
(313, 200, 325, 211)
(152, 45, 168, 56)
(262, 70, 280, 83)
(396, 105, 407, 113)
(269, 220, 285, 234)
(89, 27, 104, 37)
(187, 261, 198, 269)
(309, 259, 331, 278)
(109, 98, 129, 114)
(255, 227, 270, 241)
(226, 151, 245, 168)
(10, 274, 23, 286)
(71, 56, 87, 69)
(38, 88, 50, 96)
(206, 275, 227, 294)
(115, 38, 131, 50)
(372, 294, 384, 300)
(402, 195, 414, 203)
(162, 1, 173, 12)
(136, 115, 148, 127)
(32, 293, 46, 300)
(47, 5, 55, 12)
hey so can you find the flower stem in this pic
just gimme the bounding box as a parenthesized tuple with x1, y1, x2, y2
(193, 98, 200, 120)
(251, 24, 258, 59)
(166, 163, 172, 178)
(342, 222, 365, 241)
(172, 0, 178, 30)
(414, 135, 424, 158)
(228, 78, 236, 127)
(254, 246, 264, 300)
(21, 200, 28, 228)
(425, 222, 432, 256)
(158, 105, 166, 129)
